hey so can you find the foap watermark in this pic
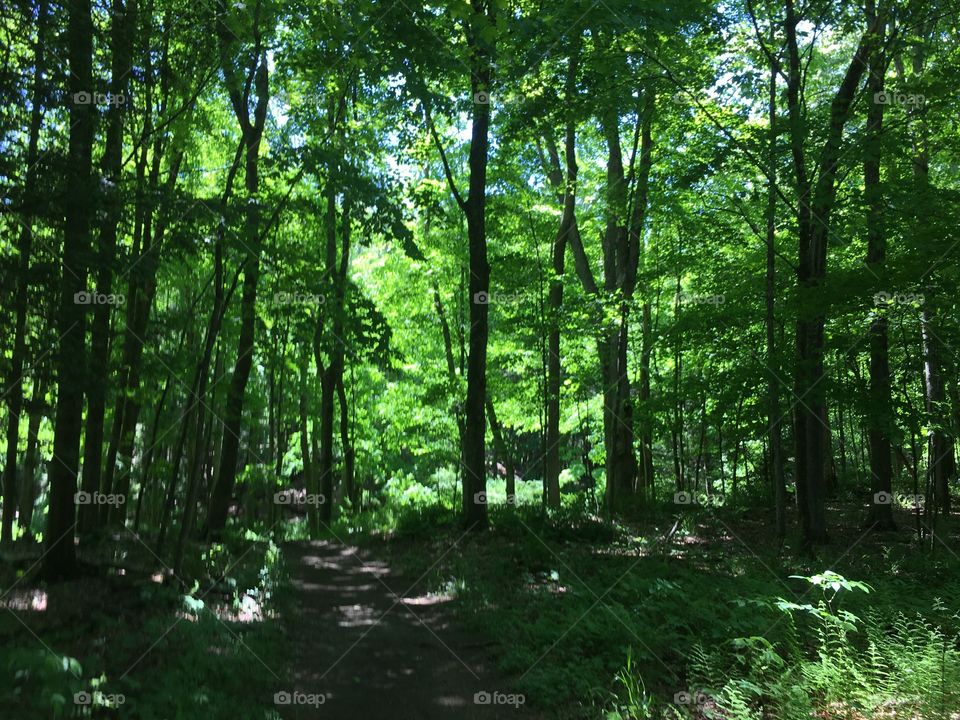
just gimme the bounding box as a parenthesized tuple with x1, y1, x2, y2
(670, 89, 712, 105)
(674, 491, 725, 507)
(676, 291, 724, 306)
(472, 290, 526, 305)
(874, 492, 925, 509)
(474, 690, 525, 708)
(274, 291, 324, 306)
(74, 290, 125, 306)
(74, 691, 126, 707)
(473, 491, 515, 506)
(274, 489, 327, 506)
(75, 491, 125, 507)
(73, 91, 126, 106)
(674, 689, 711, 706)
(873, 291, 924, 307)
(873, 90, 924, 107)
(274, 691, 325, 707)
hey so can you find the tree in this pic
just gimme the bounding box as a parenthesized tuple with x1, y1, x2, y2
(1, 0, 49, 544)
(784, 0, 877, 546)
(205, 0, 271, 537)
(864, 0, 896, 531)
(43, 0, 96, 579)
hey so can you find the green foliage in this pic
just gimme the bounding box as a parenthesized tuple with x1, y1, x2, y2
(2, 650, 84, 718)
(683, 572, 960, 719)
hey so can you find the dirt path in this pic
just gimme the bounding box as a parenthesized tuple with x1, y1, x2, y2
(277, 540, 537, 719)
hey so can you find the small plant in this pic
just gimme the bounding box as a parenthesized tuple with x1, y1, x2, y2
(684, 571, 960, 719)
(603, 648, 655, 719)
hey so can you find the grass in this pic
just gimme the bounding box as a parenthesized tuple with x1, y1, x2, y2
(1, 528, 289, 719)
(8, 480, 958, 718)
(333, 490, 960, 719)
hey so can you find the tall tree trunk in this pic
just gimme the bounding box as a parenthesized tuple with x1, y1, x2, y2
(315, 176, 350, 527)
(764, 46, 787, 542)
(486, 396, 515, 502)
(785, 0, 874, 545)
(433, 284, 466, 445)
(134, 373, 171, 533)
(864, 4, 895, 530)
(337, 377, 354, 509)
(922, 312, 951, 516)
(44, 0, 96, 579)
(274, 326, 288, 482)
(671, 271, 685, 492)
(638, 302, 654, 498)
(562, 80, 653, 514)
(599, 114, 635, 512)
(898, 34, 954, 518)
(103, 10, 179, 516)
(542, 47, 580, 509)
(460, 1, 495, 529)
(298, 349, 316, 532)
(80, 0, 138, 535)
(206, 28, 270, 536)
(18, 380, 48, 540)
(2, 0, 48, 544)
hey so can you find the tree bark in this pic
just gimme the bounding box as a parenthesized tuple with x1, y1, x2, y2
(206, 15, 270, 536)
(18, 381, 48, 540)
(764, 44, 787, 542)
(542, 47, 580, 508)
(921, 311, 951, 516)
(2, 0, 49, 544)
(785, 0, 875, 546)
(79, 0, 139, 535)
(337, 377, 354, 508)
(44, 0, 96, 579)
(320, 189, 351, 527)
(486, 396, 515, 502)
(864, 3, 896, 530)
(460, 0, 495, 529)
(296, 348, 315, 532)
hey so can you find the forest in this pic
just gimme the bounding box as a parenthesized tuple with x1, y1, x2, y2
(1, 0, 960, 717)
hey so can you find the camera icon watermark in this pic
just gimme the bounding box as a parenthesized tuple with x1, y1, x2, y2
(473, 690, 525, 707)
(74, 290, 125, 306)
(72, 91, 126, 106)
(273, 690, 325, 707)
(874, 491, 925, 509)
(873, 91, 924, 106)
(274, 489, 326, 506)
(74, 691, 125, 707)
(673, 491, 725, 507)
(75, 491, 125, 506)
(472, 290, 524, 305)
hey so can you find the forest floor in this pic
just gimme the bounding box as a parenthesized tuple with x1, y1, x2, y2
(339, 499, 960, 718)
(2, 500, 959, 718)
(278, 539, 538, 719)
